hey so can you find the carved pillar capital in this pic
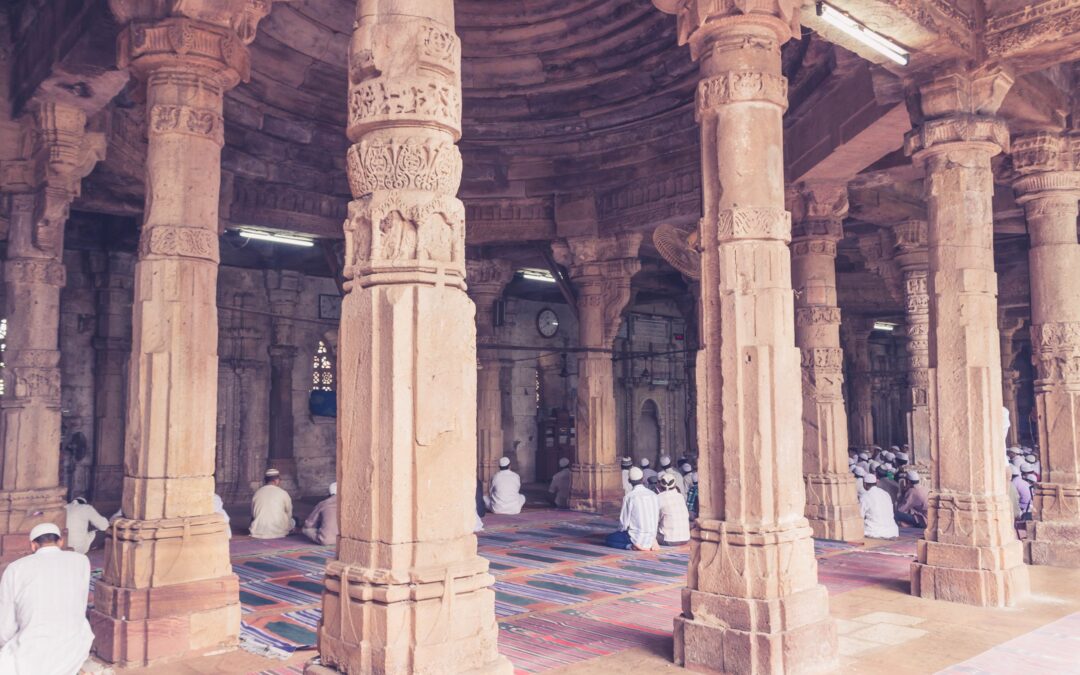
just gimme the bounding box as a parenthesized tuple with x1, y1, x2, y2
(466, 258, 513, 345)
(652, 0, 800, 61)
(553, 233, 641, 347)
(904, 68, 1014, 162)
(786, 181, 848, 241)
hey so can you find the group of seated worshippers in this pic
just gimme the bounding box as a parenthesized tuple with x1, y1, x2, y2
(848, 444, 928, 539)
(1006, 445, 1042, 521)
(621, 455, 698, 516)
(249, 468, 339, 546)
(605, 465, 692, 550)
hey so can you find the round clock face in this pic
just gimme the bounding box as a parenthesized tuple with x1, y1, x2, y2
(537, 308, 560, 338)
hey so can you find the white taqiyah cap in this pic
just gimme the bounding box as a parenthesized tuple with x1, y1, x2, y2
(681, 463, 692, 473)
(640, 458, 650, 467)
(863, 474, 878, 485)
(1010, 465, 1021, 476)
(858, 452, 870, 461)
(853, 466, 867, 477)
(882, 464, 895, 472)
(659, 456, 671, 467)
(1006, 446, 1020, 454)
(558, 457, 570, 468)
(499, 457, 511, 468)
(897, 452, 909, 462)
(848, 457, 856, 465)
(872, 445, 882, 451)
(329, 482, 337, 495)
(869, 460, 881, 470)
(1020, 463, 1033, 472)
(628, 466, 644, 481)
(857, 461, 869, 471)
(890, 445, 900, 452)
(265, 468, 280, 478)
(906, 471, 920, 482)
(29, 522, 60, 542)
(1025, 454, 1037, 463)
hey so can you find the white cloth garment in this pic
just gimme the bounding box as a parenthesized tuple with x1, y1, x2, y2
(859, 485, 899, 539)
(489, 469, 526, 515)
(621, 469, 632, 495)
(213, 494, 231, 539)
(659, 468, 685, 493)
(250, 484, 294, 539)
(656, 489, 691, 544)
(0, 546, 93, 675)
(619, 485, 660, 549)
(548, 468, 571, 508)
(63, 501, 109, 555)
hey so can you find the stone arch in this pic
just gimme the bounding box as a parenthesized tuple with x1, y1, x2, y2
(633, 398, 662, 465)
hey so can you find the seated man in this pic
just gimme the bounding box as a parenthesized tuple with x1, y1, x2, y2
(656, 473, 690, 546)
(658, 456, 685, 493)
(488, 457, 526, 515)
(63, 497, 109, 555)
(1013, 463, 1033, 518)
(875, 465, 901, 506)
(302, 482, 339, 545)
(620, 456, 634, 495)
(859, 474, 898, 539)
(250, 468, 294, 539)
(895, 470, 928, 528)
(0, 523, 94, 675)
(639, 458, 658, 488)
(852, 465, 868, 498)
(605, 467, 659, 551)
(548, 457, 572, 509)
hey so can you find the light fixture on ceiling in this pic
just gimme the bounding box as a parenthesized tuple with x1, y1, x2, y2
(237, 228, 315, 248)
(519, 268, 557, 283)
(873, 321, 898, 332)
(816, 2, 910, 66)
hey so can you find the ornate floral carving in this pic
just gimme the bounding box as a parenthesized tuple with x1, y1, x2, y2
(795, 307, 841, 326)
(346, 138, 462, 198)
(716, 207, 790, 242)
(118, 18, 251, 85)
(790, 239, 837, 258)
(800, 347, 843, 370)
(985, 2, 1080, 59)
(148, 104, 225, 146)
(419, 24, 460, 74)
(696, 72, 787, 118)
(138, 225, 219, 262)
(904, 114, 1011, 158)
(2, 259, 66, 286)
(349, 80, 461, 135)
(343, 191, 466, 278)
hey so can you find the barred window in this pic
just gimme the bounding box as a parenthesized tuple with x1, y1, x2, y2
(312, 340, 334, 392)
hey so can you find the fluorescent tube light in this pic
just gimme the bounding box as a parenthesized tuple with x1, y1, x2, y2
(238, 228, 315, 248)
(519, 268, 556, 283)
(873, 321, 898, 332)
(817, 2, 910, 66)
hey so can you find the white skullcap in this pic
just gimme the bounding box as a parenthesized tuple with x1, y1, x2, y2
(264, 468, 280, 478)
(1020, 463, 1034, 472)
(853, 466, 867, 477)
(1006, 446, 1020, 454)
(858, 452, 870, 461)
(1025, 454, 1037, 463)
(628, 466, 644, 481)
(621, 456, 633, 467)
(558, 457, 570, 468)
(883, 452, 895, 462)
(882, 463, 895, 472)
(329, 482, 337, 495)
(29, 522, 60, 542)
(906, 471, 920, 482)
(872, 445, 882, 451)
(869, 460, 881, 470)
(1022, 446, 1032, 452)
(857, 461, 869, 471)
(848, 457, 856, 465)
(640, 458, 650, 467)
(863, 474, 878, 485)
(890, 445, 900, 452)
(1010, 465, 1021, 476)
(499, 457, 511, 468)
(681, 463, 692, 473)
(897, 452, 909, 463)
(659, 456, 671, 467)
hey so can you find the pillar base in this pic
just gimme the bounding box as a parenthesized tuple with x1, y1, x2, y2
(90, 574, 240, 666)
(804, 473, 864, 542)
(568, 463, 622, 513)
(911, 539, 1029, 607)
(0, 486, 68, 564)
(1026, 520, 1080, 567)
(674, 585, 837, 674)
(315, 557, 509, 675)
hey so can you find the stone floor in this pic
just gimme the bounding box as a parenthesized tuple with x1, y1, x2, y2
(87, 506, 1080, 675)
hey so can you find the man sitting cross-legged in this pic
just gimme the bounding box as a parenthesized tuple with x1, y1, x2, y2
(605, 467, 659, 551)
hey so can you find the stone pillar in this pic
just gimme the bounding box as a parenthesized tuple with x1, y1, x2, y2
(91, 3, 271, 665)
(905, 70, 1029, 606)
(310, 1, 509, 673)
(653, 2, 838, 671)
(92, 252, 135, 511)
(998, 313, 1024, 449)
(552, 233, 641, 512)
(0, 102, 104, 562)
(467, 258, 513, 484)
(842, 318, 876, 450)
(1011, 131, 1080, 567)
(894, 220, 931, 463)
(266, 270, 301, 493)
(788, 183, 863, 542)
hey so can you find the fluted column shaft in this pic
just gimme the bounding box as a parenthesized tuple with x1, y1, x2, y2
(842, 319, 875, 450)
(467, 259, 513, 484)
(1012, 131, 1080, 567)
(905, 70, 1028, 607)
(553, 235, 641, 512)
(789, 183, 862, 542)
(894, 220, 931, 463)
(653, 2, 837, 672)
(311, 2, 509, 673)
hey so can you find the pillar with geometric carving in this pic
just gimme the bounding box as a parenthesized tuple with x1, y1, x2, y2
(552, 233, 641, 513)
(894, 219, 931, 464)
(467, 258, 513, 484)
(1012, 130, 1080, 567)
(652, 1, 838, 671)
(91, 251, 135, 512)
(788, 182, 863, 542)
(0, 102, 104, 563)
(91, 2, 273, 665)
(842, 317, 876, 451)
(309, 2, 509, 672)
(999, 313, 1025, 449)
(266, 270, 302, 495)
(905, 70, 1028, 606)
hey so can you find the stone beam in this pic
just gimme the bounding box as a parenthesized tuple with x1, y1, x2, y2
(985, 0, 1080, 73)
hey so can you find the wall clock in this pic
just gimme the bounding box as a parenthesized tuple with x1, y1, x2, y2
(536, 308, 560, 338)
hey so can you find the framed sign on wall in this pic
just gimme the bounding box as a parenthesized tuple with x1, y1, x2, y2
(319, 294, 342, 320)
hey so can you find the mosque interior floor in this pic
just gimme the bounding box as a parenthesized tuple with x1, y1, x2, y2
(88, 507, 1080, 675)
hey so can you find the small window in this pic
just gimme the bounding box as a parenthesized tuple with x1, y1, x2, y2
(312, 340, 334, 392)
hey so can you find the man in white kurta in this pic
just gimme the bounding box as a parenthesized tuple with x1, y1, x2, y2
(63, 498, 109, 555)
(250, 469, 294, 539)
(548, 458, 572, 509)
(0, 523, 93, 675)
(606, 467, 660, 550)
(488, 457, 526, 515)
(858, 474, 899, 539)
(658, 456, 685, 493)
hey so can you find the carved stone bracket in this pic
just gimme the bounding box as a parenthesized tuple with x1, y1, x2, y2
(118, 18, 252, 86)
(553, 233, 642, 347)
(651, 0, 800, 59)
(716, 207, 791, 243)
